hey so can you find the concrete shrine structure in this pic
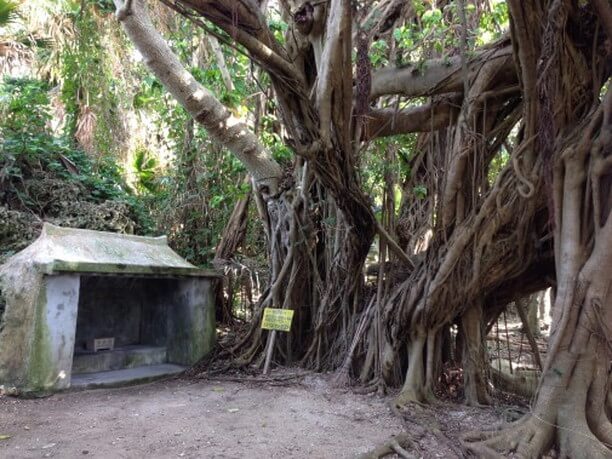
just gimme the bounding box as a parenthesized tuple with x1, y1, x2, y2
(0, 224, 218, 393)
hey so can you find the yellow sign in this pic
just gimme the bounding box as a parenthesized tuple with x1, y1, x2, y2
(261, 308, 294, 332)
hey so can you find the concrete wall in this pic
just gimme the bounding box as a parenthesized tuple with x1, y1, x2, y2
(2, 273, 216, 393)
(27, 275, 80, 391)
(167, 278, 216, 366)
(74, 276, 216, 363)
(75, 277, 175, 350)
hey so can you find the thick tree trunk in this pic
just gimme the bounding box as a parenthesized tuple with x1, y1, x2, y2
(465, 228, 612, 457)
(214, 181, 252, 262)
(461, 302, 491, 406)
(464, 72, 612, 457)
(395, 330, 427, 406)
(213, 183, 252, 324)
(117, 6, 611, 453)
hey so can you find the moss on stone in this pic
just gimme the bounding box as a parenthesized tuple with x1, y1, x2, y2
(26, 288, 54, 391)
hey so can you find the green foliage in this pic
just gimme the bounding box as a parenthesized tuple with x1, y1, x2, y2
(90, 0, 115, 14)
(488, 147, 510, 184)
(132, 145, 159, 194)
(477, 1, 509, 45)
(0, 77, 51, 138)
(261, 114, 292, 162)
(389, 1, 509, 67)
(268, 14, 288, 44)
(361, 134, 417, 212)
(413, 185, 427, 199)
(392, 2, 462, 63)
(148, 141, 250, 265)
(0, 77, 152, 242)
(58, 1, 124, 156)
(123, 22, 271, 264)
(370, 39, 389, 66)
(0, 0, 19, 27)
(1, 0, 516, 272)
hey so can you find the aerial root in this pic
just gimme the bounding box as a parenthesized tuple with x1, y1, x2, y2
(331, 367, 352, 388)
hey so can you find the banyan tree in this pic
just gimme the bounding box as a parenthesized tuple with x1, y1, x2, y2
(113, 0, 611, 456)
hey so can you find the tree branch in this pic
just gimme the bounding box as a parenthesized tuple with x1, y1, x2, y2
(113, 0, 282, 196)
(166, 0, 301, 84)
(315, 0, 353, 150)
(207, 35, 234, 91)
(376, 221, 414, 268)
(363, 95, 461, 140)
(370, 44, 514, 99)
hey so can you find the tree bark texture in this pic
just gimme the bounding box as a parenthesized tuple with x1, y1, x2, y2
(114, 1, 612, 455)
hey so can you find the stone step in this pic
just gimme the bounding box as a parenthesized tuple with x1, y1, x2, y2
(70, 363, 185, 390)
(72, 345, 167, 374)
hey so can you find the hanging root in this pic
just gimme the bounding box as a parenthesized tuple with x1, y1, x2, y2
(332, 296, 376, 387)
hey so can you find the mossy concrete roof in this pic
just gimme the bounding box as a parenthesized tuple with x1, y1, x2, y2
(10, 223, 219, 278)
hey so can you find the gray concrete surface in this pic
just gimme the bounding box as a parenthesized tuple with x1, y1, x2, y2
(70, 364, 185, 389)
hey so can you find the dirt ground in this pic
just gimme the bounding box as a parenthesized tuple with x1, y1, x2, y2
(0, 372, 515, 458)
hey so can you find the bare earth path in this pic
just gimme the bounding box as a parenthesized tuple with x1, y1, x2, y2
(0, 374, 405, 458)
(0, 373, 511, 458)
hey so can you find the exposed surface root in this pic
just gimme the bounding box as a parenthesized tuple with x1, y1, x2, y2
(462, 415, 552, 458)
(357, 432, 417, 459)
(462, 411, 612, 459)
